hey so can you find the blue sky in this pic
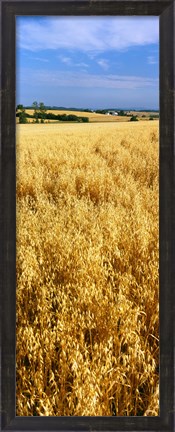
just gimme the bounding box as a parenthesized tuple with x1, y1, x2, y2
(16, 16, 159, 109)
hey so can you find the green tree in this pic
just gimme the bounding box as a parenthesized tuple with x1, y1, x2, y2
(16, 104, 24, 111)
(16, 104, 28, 123)
(32, 101, 47, 123)
(130, 115, 138, 122)
(39, 102, 47, 123)
(19, 109, 28, 124)
(81, 117, 89, 122)
(32, 101, 39, 123)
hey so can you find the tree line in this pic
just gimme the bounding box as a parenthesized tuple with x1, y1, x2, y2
(16, 102, 89, 123)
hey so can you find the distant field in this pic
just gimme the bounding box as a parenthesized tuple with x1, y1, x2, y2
(24, 109, 129, 123)
(128, 111, 159, 120)
(16, 121, 159, 416)
(22, 109, 159, 123)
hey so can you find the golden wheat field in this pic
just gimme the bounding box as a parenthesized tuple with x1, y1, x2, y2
(16, 121, 159, 416)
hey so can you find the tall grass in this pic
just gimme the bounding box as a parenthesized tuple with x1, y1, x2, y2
(16, 121, 159, 416)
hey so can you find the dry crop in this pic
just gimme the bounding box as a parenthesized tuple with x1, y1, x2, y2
(16, 121, 159, 416)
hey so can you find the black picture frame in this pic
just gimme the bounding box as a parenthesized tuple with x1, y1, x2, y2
(1, 0, 174, 431)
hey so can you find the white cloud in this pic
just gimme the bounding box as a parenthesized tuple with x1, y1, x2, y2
(19, 67, 158, 90)
(75, 62, 89, 68)
(30, 57, 49, 62)
(59, 56, 72, 65)
(59, 56, 89, 69)
(147, 56, 157, 64)
(97, 59, 109, 70)
(17, 16, 159, 53)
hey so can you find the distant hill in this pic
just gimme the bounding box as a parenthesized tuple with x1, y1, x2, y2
(25, 106, 88, 112)
(24, 105, 159, 113)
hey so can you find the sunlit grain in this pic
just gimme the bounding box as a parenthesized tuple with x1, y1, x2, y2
(16, 121, 159, 416)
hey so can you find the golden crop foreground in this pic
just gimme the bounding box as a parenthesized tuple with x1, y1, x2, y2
(16, 121, 159, 416)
